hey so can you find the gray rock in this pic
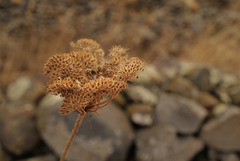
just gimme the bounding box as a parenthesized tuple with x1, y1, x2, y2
(126, 104, 154, 126)
(190, 67, 221, 91)
(135, 125, 204, 161)
(208, 150, 240, 161)
(229, 85, 240, 106)
(0, 145, 11, 161)
(157, 60, 180, 80)
(208, 68, 222, 90)
(0, 103, 40, 155)
(195, 92, 219, 110)
(126, 85, 158, 106)
(18, 154, 56, 161)
(6, 76, 44, 102)
(220, 73, 239, 89)
(0, 89, 6, 106)
(201, 105, 240, 151)
(131, 64, 165, 85)
(156, 93, 208, 134)
(207, 147, 219, 161)
(212, 104, 228, 117)
(0, 0, 10, 7)
(214, 89, 232, 103)
(182, 64, 222, 92)
(165, 77, 199, 99)
(37, 94, 134, 161)
(215, 73, 240, 103)
(220, 153, 240, 161)
(112, 93, 127, 106)
(7, 76, 32, 101)
(178, 61, 202, 77)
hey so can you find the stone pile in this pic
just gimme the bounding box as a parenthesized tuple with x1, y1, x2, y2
(0, 60, 240, 161)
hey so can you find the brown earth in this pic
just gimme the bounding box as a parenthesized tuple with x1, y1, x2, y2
(1, 0, 240, 88)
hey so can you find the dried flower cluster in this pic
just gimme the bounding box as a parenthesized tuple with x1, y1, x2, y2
(43, 39, 144, 115)
(43, 38, 143, 161)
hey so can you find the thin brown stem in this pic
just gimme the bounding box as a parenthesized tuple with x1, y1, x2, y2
(99, 92, 114, 108)
(93, 90, 120, 107)
(60, 114, 85, 161)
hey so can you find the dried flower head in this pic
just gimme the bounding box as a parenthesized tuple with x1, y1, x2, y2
(43, 38, 144, 115)
(43, 38, 144, 161)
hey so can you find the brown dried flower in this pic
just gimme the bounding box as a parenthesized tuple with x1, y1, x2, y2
(43, 39, 144, 161)
(44, 39, 144, 115)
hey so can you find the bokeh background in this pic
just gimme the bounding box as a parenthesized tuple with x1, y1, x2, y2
(1, 0, 240, 87)
(1, 0, 240, 161)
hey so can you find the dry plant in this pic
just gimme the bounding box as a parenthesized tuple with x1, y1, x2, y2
(43, 39, 144, 161)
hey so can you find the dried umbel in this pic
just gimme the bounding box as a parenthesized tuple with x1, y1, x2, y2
(43, 39, 144, 161)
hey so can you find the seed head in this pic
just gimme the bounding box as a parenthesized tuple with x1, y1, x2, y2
(43, 39, 144, 115)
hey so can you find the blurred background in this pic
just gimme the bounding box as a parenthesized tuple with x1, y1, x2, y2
(1, 0, 240, 161)
(1, 0, 240, 87)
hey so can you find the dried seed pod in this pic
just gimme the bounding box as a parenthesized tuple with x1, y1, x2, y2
(43, 39, 144, 115)
(43, 38, 144, 161)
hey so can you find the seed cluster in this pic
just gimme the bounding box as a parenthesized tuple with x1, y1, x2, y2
(43, 39, 144, 115)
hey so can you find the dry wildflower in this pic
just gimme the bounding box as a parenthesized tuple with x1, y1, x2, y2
(43, 38, 144, 161)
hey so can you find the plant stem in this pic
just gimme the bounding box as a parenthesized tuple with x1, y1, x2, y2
(60, 114, 85, 161)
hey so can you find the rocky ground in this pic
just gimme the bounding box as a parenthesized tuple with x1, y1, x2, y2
(1, 60, 240, 161)
(1, 0, 240, 161)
